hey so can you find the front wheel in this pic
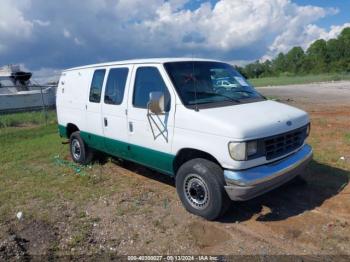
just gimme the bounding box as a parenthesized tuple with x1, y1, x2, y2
(176, 158, 230, 220)
(69, 131, 93, 165)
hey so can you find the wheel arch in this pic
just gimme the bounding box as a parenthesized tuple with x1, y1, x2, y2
(173, 148, 222, 175)
(66, 123, 80, 138)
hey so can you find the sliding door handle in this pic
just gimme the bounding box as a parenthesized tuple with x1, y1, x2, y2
(104, 117, 108, 127)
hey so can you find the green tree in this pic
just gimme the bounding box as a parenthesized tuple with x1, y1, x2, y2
(338, 28, 350, 71)
(272, 53, 287, 74)
(260, 59, 274, 77)
(327, 38, 343, 72)
(244, 60, 266, 78)
(240, 26, 350, 77)
(306, 39, 328, 73)
(339, 28, 350, 58)
(285, 47, 305, 74)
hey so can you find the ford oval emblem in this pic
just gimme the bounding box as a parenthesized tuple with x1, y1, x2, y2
(286, 121, 292, 126)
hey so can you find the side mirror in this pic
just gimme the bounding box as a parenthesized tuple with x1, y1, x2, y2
(148, 91, 165, 114)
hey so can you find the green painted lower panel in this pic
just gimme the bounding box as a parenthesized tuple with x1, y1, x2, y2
(58, 124, 68, 138)
(127, 142, 175, 176)
(58, 125, 175, 175)
(80, 131, 175, 176)
(80, 131, 106, 152)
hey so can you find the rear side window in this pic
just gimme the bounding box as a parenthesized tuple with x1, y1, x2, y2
(104, 68, 129, 105)
(89, 69, 106, 103)
(133, 67, 170, 111)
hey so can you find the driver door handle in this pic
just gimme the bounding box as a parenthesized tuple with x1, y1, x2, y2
(104, 117, 108, 127)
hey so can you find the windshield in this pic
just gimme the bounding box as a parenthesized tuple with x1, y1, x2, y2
(164, 61, 264, 108)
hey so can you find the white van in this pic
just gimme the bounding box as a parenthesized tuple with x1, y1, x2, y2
(56, 58, 313, 220)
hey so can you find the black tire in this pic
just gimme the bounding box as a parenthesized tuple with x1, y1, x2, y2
(176, 158, 230, 220)
(69, 131, 93, 165)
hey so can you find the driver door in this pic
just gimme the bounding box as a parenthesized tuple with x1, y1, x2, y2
(126, 64, 175, 175)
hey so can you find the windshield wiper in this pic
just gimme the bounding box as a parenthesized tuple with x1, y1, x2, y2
(188, 91, 241, 103)
(231, 89, 266, 99)
(231, 89, 255, 94)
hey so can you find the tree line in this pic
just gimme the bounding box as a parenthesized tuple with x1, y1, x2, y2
(236, 27, 350, 79)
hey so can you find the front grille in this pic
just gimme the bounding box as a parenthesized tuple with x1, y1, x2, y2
(264, 125, 307, 160)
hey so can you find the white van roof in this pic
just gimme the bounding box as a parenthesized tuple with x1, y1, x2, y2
(63, 58, 223, 72)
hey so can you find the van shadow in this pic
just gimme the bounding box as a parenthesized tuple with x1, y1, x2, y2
(220, 160, 349, 223)
(107, 157, 349, 222)
(109, 157, 175, 187)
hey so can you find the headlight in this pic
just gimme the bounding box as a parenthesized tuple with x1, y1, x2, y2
(228, 142, 246, 161)
(228, 141, 258, 161)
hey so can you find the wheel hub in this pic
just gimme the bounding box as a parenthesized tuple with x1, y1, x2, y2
(71, 139, 81, 159)
(184, 174, 209, 210)
(189, 182, 205, 201)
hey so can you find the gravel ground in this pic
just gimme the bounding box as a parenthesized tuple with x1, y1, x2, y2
(257, 81, 350, 106)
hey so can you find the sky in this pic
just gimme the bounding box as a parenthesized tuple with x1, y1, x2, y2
(0, 0, 349, 81)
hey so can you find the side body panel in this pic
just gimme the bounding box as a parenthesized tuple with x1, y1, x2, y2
(56, 69, 91, 135)
(58, 64, 176, 175)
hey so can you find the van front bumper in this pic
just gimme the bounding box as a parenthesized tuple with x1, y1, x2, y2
(223, 144, 313, 201)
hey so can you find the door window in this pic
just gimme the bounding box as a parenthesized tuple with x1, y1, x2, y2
(133, 67, 170, 112)
(89, 69, 106, 103)
(104, 68, 129, 105)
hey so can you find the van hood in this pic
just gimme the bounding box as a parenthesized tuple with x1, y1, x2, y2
(175, 100, 309, 140)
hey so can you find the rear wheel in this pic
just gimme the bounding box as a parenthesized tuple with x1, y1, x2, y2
(69, 131, 93, 165)
(176, 158, 230, 220)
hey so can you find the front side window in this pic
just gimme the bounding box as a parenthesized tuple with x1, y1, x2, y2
(104, 68, 129, 105)
(164, 61, 264, 109)
(89, 69, 106, 103)
(133, 67, 171, 112)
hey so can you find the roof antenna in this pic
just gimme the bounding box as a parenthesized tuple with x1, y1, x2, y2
(192, 51, 199, 112)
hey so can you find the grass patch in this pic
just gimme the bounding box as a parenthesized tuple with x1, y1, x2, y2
(0, 123, 117, 222)
(249, 73, 350, 87)
(67, 219, 93, 248)
(345, 133, 350, 143)
(0, 110, 57, 128)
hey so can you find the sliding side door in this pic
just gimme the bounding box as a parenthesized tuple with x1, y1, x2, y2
(101, 66, 131, 158)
